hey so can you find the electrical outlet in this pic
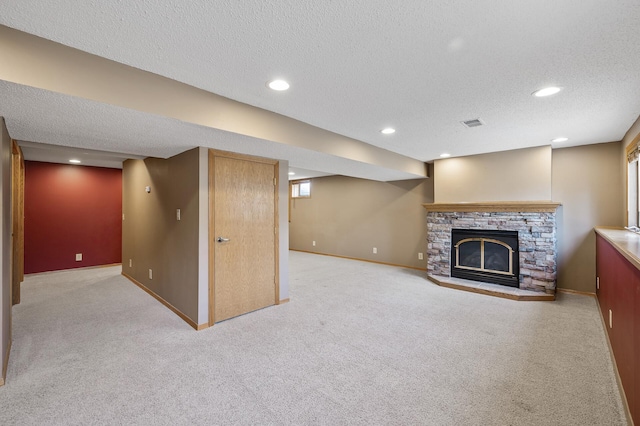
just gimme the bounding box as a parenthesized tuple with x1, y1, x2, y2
(373, 247, 377, 254)
(418, 252, 424, 260)
(75, 253, 82, 261)
(129, 259, 132, 268)
(312, 241, 316, 246)
(596, 277, 599, 290)
(609, 309, 612, 328)
(149, 269, 153, 280)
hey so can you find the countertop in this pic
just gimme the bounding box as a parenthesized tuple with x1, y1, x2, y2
(595, 226, 640, 270)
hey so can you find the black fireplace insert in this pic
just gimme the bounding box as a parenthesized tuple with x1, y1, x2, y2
(450, 228, 519, 287)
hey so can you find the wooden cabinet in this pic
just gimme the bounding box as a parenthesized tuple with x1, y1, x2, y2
(595, 232, 640, 423)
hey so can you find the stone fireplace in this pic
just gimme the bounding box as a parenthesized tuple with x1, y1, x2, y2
(423, 202, 561, 300)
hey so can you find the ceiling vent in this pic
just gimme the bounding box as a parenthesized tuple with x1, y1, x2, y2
(461, 118, 484, 128)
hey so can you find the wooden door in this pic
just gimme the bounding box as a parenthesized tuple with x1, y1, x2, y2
(11, 140, 24, 305)
(209, 150, 278, 324)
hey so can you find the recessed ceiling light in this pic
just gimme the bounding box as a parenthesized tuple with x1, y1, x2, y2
(551, 137, 569, 143)
(288, 172, 295, 176)
(69, 159, 81, 164)
(532, 86, 562, 97)
(381, 128, 396, 134)
(268, 79, 290, 91)
(440, 153, 451, 158)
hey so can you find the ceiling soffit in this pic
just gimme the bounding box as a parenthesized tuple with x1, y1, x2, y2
(0, 25, 427, 180)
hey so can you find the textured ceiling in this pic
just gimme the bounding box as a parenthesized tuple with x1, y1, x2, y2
(0, 81, 419, 181)
(2, 0, 640, 176)
(18, 141, 144, 170)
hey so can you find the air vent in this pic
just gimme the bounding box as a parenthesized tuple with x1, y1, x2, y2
(461, 118, 484, 128)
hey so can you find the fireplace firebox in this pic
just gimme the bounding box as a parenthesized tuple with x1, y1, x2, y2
(451, 228, 519, 287)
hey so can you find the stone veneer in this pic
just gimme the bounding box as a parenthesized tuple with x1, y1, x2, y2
(426, 208, 558, 294)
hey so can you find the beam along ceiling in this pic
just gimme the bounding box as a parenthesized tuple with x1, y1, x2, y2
(1, 1, 640, 180)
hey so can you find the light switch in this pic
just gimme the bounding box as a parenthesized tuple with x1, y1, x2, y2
(177, 209, 181, 221)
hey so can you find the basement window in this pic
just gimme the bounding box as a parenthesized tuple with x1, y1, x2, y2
(291, 180, 311, 198)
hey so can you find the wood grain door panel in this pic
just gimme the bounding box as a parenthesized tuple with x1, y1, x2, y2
(11, 140, 24, 305)
(211, 154, 276, 323)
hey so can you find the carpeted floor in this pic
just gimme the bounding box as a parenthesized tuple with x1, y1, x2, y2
(0, 251, 627, 425)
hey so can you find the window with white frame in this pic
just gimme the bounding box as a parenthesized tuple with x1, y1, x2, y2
(628, 144, 639, 227)
(291, 180, 311, 198)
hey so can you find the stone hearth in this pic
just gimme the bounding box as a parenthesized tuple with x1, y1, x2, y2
(423, 202, 561, 298)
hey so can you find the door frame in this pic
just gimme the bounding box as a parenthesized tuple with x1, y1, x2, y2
(208, 149, 279, 326)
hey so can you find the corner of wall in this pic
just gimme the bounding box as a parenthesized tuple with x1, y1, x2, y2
(622, 114, 640, 148)
(122, 151, 202, 327)
(552, 142, 624, 292)
(0, 117, 11, 384)
(197, 147, 209, 325)
(278, 160, 289, 302)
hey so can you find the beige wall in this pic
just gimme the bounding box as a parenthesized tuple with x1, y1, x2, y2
(552, 142, 624, 292)
(122, 149, 201, 323)
(123, 148, 289, 326)
(0, 118, 11, 385)
(289, 173, 434, 269)
(290, 142, 626, 293)
(434, 146, 552, 202)
(435, 142, 625, 292)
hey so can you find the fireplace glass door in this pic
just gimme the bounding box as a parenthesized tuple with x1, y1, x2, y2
(451, 229, 519, 287)
(456, 238, 513, 274)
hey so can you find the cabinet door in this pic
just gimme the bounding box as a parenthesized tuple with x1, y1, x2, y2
(596, 235, 612, 330)
(612, 254, 635, 408)
(596, 235, 637, 421)
(634, 274, 640, 422)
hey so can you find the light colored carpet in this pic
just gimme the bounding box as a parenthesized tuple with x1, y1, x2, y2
(0, 252, 627, 425)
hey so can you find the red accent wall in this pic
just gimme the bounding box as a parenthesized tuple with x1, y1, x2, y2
(24, 161, 122, 274)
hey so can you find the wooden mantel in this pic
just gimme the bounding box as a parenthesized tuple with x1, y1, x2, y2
(422, 201, 561, 213)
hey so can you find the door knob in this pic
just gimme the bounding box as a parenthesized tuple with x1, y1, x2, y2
(217, 237, 230, 243)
